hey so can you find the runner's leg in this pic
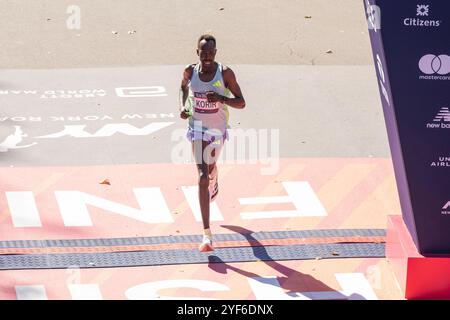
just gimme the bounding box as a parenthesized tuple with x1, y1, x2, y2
(207, 140, 224, 201)
(192, 139, 211, 230)
(191, 138, 224, 251)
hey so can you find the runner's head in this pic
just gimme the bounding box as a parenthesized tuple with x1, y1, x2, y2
(197, 34, 217, 69)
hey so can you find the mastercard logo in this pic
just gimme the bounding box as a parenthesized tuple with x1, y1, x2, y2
(419, 54, 450, 75)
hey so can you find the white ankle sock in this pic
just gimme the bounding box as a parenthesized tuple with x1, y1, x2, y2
(203, 228, 212, 238)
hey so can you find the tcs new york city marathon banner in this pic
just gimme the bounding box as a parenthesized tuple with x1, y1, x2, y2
(364, 0, 450, 254)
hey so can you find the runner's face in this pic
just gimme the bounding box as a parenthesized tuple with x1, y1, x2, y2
(197, 40, 217, 68)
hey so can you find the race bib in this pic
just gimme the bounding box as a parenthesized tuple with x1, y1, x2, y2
(193, 92, 219, 114)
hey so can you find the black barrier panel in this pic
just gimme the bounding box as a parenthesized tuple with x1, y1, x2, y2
(364, 0, 450, 254)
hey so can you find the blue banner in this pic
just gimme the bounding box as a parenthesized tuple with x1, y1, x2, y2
(364, 0, 450, 254)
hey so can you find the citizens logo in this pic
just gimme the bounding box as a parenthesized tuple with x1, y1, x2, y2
(430, 156, 450, 168)
(419, 54, 450, 80)
(404, 4, 442, 27)
(426, 107, 450, 129)
(416, 5, 429, 16)
(442, 201, 450, 215)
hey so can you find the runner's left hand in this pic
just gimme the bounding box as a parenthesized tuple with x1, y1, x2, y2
(206, 91, 223, 103)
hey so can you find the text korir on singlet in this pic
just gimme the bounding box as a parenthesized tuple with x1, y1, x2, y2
(193, 92, 219, 114)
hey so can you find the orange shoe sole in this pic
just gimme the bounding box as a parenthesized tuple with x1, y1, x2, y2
(199, 243, 214, 252)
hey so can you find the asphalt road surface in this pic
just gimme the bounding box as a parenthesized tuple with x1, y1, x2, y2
(0, 0, 390, 166)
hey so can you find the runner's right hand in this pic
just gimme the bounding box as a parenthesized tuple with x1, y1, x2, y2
(180, 109, 191, 119)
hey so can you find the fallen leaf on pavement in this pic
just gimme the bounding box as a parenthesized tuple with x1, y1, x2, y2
(99, 179, 111, 185)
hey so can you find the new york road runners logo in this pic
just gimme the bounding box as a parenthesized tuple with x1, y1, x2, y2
(0, 126, 37, 152)
(0, 121, 174, 152)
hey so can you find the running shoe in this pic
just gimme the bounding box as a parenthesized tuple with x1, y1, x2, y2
(199, 235, 214, 252)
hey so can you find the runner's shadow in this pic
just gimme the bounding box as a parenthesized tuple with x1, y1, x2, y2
(208, 225, 365, 300)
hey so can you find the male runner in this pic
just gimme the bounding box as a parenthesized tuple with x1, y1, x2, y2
(179, 34, 246, 252)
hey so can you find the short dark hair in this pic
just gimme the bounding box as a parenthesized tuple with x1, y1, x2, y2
(198, 34, 216, 47)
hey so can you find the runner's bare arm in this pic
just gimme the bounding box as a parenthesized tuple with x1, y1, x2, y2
(179, 65, 194, 119)
(222, 67, 246, 109)
(205, 67, 245, 109)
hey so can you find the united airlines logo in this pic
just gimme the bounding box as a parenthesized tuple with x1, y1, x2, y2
(404, 4, 442, 27)
(430, 156, 450, 168)
(426, 107, 450, 129)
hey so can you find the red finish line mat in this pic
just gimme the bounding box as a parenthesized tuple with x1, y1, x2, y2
(0, 229, 385, 270)
(0, 232, 385, 255)
(0, 158, 403, 299)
